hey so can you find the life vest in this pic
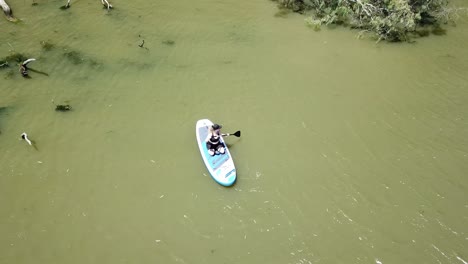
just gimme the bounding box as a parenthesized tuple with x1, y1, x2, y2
(208, 134, 220, 144)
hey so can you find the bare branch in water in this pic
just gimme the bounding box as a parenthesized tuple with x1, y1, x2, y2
(59, 0, 71, 9)
(101, 0, 112, 10)
(1, 0, 17, 21)
(19, 58, 36, 77)
(22, 58, 36, 66)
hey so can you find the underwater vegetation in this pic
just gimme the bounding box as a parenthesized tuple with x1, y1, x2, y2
(0, 53, 27, 79)
(40, 40, 55, 51)
(55, 104, 72, 112)
(63, 50, 85, 65)
(2, 52, 28, 64)
(274, 8, 290, 18)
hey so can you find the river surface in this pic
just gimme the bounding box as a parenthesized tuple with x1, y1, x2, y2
(1, 0, 467, 263)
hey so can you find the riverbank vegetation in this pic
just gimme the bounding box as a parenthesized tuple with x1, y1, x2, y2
(274, 0, 467, 42)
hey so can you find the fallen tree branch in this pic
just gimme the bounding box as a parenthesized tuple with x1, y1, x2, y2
(21, 132, 39, 150)
(23, 58, 36, 66)
(19, 58, 36, 77)
(0, 0, 16, 21)
(60, 0, 71, 10)
(101, 0, 112, 10)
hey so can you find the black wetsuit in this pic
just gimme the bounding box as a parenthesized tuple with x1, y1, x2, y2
(207, 134, 223, 151)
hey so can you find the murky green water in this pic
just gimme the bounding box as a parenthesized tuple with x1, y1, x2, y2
(1, 0, 468, 263)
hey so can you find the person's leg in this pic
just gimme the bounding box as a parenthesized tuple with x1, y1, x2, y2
(217, 143, 225, 154)
(206, 142, 215, 156)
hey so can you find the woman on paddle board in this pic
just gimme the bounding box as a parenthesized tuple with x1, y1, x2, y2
(206, 123, 225, 156)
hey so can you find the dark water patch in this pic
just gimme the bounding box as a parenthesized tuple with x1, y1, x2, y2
(274, 8, 291, 18)
(3, 70, 15, 80)
(432, 26, 447, 36)
(225, 24, 255, 44)
(116, 58, 155, 71)
(40, 40, 56, 51)
(2, 52, 29, 64)
(415, 29, 430, 37)
(0, 106, 10, 115)
(61, 48, 104, 70)
(162, 40, 175, 46)
(37, 40, 105, 72)
(413, 25, 447, 38)
(88, 59, 103, 69)
(63, 50, 85, 65)
(0, 106, 11, 134)
(101, 7, 128, 21)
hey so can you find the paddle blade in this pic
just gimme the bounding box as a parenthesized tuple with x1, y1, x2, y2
(232, 131, 241, 137)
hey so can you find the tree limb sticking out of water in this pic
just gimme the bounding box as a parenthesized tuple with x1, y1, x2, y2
(101, 0, 112, 10)
(1, 0, 16, 22)
(274, 0, 461, 42)
(61, 0, 112, 11)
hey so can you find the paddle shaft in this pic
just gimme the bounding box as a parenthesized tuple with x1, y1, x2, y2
(222, 131, 241, 137)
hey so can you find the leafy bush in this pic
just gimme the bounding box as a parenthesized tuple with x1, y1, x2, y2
(274, 0, 458, 42)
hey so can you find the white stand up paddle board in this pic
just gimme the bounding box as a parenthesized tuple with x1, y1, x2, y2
(196, 119, 236, 186)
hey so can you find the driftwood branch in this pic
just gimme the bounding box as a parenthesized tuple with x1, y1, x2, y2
(60, 0, 70, 10)
(0, 0, 16, 21)
(62, 0, 112, 10)
(23, 58, 36, 66)
(21, 132, 38, 150)
(350, 0, 380, 17)
(19, 58, 36, 77)
(101, 0, 112, 10)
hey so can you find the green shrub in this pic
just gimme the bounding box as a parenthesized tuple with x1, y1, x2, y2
(274, 0, 457, 42)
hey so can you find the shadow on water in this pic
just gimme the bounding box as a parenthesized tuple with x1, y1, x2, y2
(28, 68, 49, 76)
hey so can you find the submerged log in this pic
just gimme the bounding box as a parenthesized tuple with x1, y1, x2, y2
(1, 0, 16, 21)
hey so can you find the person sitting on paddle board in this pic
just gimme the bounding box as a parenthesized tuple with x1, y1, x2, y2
(206, 123, 225, 156)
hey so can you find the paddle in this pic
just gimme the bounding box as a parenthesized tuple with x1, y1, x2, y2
(222, 131, 241, 137)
